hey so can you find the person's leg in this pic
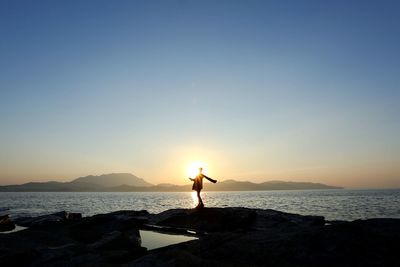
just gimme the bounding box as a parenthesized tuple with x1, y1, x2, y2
(197, 190, 204, 208)
(196, 190, 202, 204)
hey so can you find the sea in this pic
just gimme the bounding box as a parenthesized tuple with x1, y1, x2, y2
(1, 189, 399, 221)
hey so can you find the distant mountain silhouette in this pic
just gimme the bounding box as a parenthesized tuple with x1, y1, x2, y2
(70, 173, 153, 187)
(156, 183, 177, 187)
(0, 173, 342, 192)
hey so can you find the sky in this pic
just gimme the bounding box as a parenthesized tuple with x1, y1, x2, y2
(0, 0, 399, 188)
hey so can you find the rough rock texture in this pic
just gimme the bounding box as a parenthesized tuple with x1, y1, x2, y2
(14, 211, 83, 228)
(150, 207, 258, 232)
(1, 208, 399, 267)
(138, 208, 399, 267)
(0, 215, 15, 232)
(0, 210, 148, 266)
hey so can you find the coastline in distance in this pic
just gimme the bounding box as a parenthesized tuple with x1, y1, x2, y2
(0, 173, 342, 192)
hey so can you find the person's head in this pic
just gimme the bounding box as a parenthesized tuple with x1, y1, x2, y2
(198, 167, 203, 174)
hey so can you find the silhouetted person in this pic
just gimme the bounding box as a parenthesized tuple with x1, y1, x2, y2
(189, 167, 217, 209)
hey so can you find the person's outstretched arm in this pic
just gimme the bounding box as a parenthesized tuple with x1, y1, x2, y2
(188, 177, 194, 181)
(203, 175, 217, 183)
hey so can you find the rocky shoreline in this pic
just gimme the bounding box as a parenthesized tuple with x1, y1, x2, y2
(1, 207, 399, 266)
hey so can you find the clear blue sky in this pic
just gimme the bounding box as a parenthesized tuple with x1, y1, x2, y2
(1, 0, 399, 188)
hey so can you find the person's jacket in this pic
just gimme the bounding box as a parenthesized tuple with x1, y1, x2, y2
(192, 174, 217, 191)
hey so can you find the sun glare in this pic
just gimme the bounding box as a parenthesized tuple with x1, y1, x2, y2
(186, 161, 208, 178)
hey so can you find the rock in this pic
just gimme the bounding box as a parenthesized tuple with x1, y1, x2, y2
(83, 227, 146, 264)
(151, 208, 324, 234)
(1, 210, 148, 266)
(0, 248, 39, 266)
(0, 215, 15, 232)
(2, 208, 400, 267)
(89, 231, 123, 249)
(15, 211, 67, 227)
(129, 248, 205, 267)
(71, 210, 148, 231)
(251, 209, 325, 230)
(138, 209, 400, 267)
(152, 207, 257, 232)
(68, 228, 103, 244)
(68, 210, 146, 244)
(89, 230, 141, 250)
(67, 212, 82, 221)
(110, 210, 150, 223)
(14, 211, 82, 227)
(100, 248, 147, 264)
(87, 230, 146, 263)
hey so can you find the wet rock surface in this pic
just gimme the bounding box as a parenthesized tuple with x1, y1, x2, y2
(1, 207, 399, 266)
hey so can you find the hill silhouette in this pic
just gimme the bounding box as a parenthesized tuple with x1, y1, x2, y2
(0, 173, 342, 192)
(70, 173, 153, 187)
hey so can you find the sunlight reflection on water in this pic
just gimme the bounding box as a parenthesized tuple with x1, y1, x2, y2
(1, 189, 399, 221)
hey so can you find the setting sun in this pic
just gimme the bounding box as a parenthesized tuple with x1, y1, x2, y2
(186, 161, 208, 178)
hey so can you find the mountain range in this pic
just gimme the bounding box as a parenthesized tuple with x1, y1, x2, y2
(0, 173, 342, 192)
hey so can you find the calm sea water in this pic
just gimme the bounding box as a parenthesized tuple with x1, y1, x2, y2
(1, 189, 399, 221)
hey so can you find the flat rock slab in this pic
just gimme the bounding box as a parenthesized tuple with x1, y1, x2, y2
(152, 207, 257, 232)
(151, 207, 324, 232)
